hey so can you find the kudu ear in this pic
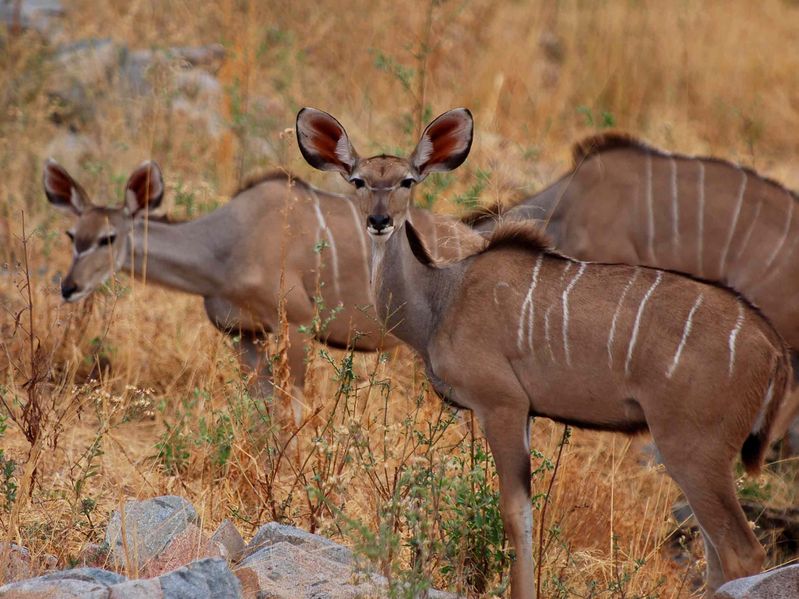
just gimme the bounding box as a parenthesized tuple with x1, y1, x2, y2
(125, 161, 164, 216)
(410, 108, 473, 179)
(43, 158, 89, 215)
(296, 108, 359, 176)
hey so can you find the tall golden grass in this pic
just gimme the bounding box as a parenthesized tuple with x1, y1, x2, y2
(1, 1, 798, 596)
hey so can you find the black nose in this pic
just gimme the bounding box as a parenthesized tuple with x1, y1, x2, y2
(61, 280, 78, 300)
(367, 214, 392, 232)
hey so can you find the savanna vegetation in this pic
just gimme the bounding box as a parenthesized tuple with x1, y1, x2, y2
(1, 1, 798, 596)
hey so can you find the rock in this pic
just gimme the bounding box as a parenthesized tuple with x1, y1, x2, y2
(43, 131, 99, 173)
(0, 0, 64, 36)
(0, 567, 126, 598)
(104, 495, 198, 570)
(0, 542, 31, 583)
(142, 523, 226, 578)
(235, 541, 377, 599)
(46, 39, 226, 130)
(714, 564, 799, 598)
(108, 577, 161, 598)
(236, 534, 460, 599)
(244, 522, 353, 565)
(156, 557, 241, 599)
(171, 69, 225, 138)
(211, 520, 245, 562)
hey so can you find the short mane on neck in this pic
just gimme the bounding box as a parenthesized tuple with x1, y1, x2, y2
(484, 221, 554, 255)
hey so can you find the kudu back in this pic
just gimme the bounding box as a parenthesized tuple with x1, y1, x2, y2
(466, 134, 799, 357)
(44, 159, 483, 412)
(296, 107, 794, 598)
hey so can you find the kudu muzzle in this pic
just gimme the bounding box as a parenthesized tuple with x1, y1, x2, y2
(367, 213, 393, 235)
(61, 275, 80, 301)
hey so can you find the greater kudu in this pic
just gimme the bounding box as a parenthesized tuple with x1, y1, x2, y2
(44, 159, 482, 411)
(296, 107, 795, 598)
(466, 134, 799, 361)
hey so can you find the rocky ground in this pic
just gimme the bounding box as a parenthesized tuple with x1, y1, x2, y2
(0, 495, 461, 598)
(0, 494, 797, 597)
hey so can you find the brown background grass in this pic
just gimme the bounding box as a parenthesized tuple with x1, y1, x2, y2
(1, 1, 799, 596)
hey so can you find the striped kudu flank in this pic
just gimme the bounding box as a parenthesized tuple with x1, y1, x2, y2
(465, 133, 799, 370)
(297, 108, 794, 598)
(44, 160, 482, 417)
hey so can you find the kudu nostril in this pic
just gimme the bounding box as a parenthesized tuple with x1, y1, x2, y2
(61, 280, 78, 300)
(367, 214, 392, 232)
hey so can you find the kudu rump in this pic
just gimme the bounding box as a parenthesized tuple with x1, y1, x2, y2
(44, 159, 481, 409)
(296, 107, 794, 597)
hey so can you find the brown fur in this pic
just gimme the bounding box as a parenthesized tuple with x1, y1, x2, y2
(295, 107, 792, 599)
(570, 131, 660, 164)
(484, 221, 554, 254)
(234, 170, 311, 196)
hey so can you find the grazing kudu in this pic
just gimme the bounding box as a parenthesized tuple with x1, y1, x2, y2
(296, 107, 795, 598)
(465, 133, 799, 375)
(43, 159, 482, 409)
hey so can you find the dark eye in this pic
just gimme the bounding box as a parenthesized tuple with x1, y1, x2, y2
(400, 178, 415, 189)
(98, 234, 116, 247)
(65, 231, 75, 242)
(350, 178, 365, 189)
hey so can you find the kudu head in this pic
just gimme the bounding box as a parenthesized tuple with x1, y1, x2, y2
(43, 159, 164, 302)
(296, 107, 473, 239)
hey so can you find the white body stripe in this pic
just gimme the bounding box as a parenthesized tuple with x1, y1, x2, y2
(727, 302, 745, 377)
(718, 170, 748, 276)
(645, 154, 655, 261)
(666, 293, 704, 379)
(624, 271, 663, 376)
(517, 254, 544, 352)
(753, 380, 775, 433)
(670, 157, 680, 252)
(560, 261, 573, 282)
(733, 200, 762, 267)
(311, 189, 342, 299)
(346, 199, 371, 291)
(764, 191, 794, 270)
(561, 262, 587, 367)
(697, 161, 705, 276)
(607, 268, 640, 369)
(544, 303, 557, 363)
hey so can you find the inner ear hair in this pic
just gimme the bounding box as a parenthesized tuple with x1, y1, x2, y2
(43, 159, 88, 214)
(296, 108, 358, 174)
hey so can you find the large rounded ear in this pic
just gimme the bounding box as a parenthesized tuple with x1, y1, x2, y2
(296, 108, 359, 176)
(125, 161, 164, 216)
(410, 108, 473, 179)
(43, 158, 89, 215)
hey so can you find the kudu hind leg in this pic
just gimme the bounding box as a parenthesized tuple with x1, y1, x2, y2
(654, 436, 764, 593)
(479, 405, 535, 599)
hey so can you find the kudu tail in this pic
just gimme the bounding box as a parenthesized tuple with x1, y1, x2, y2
(741, 347, 792, 475)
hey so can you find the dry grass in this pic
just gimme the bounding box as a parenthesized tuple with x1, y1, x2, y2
(2, 1, 799, 597)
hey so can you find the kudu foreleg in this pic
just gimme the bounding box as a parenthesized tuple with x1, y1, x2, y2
(480, 406, 535, 599)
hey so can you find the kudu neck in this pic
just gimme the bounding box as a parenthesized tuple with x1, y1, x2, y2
(370, 221, 457, 356)
(122, 216, 226, 297)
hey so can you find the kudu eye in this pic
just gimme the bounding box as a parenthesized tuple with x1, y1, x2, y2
(350, 177, 366, 189)
(65, 231, 75, 242)
(400, 177, 415, 189)
(98, 234, 116, 247)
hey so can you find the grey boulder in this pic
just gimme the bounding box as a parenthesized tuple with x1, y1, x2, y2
(714, 564, 799, 598)
(104, 495, 198, 570)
